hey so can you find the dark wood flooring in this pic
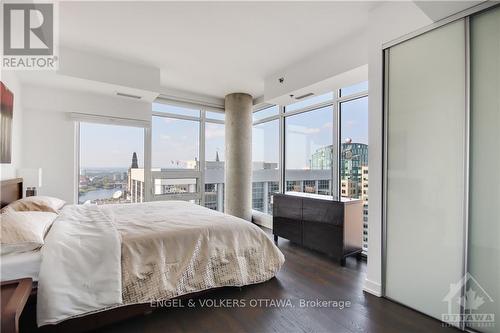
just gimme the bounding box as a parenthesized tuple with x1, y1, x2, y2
(22, 229, 461, 333)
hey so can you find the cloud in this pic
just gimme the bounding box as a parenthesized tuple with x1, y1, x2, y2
(206, 128, 225, 139)
(289, 124, 321, 135)
(345, 120, 356, 129)
(295, 127, 321, 135)
(160, 134, 171, 141)
(163, 118, 177, 125)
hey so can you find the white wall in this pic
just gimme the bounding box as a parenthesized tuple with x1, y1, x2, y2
(0, 72, 23, 181)
(21, 84, 151, 203)
(414, 1, 484, 22)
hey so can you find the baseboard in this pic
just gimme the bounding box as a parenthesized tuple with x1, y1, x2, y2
(252, 218, 272, 230)
(252, 210, 273, 229)
(363, 279, 382, 297)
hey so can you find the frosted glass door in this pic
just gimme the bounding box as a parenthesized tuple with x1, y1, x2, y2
(468, 7, 500, 333)
(385, 19, 466, 322)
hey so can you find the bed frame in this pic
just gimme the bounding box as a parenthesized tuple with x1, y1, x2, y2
(37, 290, 222, 333)
(0, 178, 23, 208)
(0, 178, 236, 333)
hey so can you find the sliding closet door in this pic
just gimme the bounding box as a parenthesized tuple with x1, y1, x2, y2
(468, 7, 500, 333)
(385, 19, 466, 322)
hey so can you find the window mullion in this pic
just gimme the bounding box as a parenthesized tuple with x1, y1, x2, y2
(199, 110, 206, 206)
(334, 89, 341, 200)
(279, 105, 285, 194)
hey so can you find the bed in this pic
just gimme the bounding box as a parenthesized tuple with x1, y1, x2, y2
(1, 250, 42, 282)
(0, 178, 285, 331)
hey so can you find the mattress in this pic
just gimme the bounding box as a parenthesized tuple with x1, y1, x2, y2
(1, 250, 42, 282)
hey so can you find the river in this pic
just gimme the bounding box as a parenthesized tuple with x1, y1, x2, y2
(78, 188, 121, 204)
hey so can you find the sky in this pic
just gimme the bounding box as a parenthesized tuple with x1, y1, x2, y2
(151, 116, 199, 168)
(80, 122, 145, 169)
(340, 96, 369, 144)
(285, 105, 333, 169)
(80, 83, 368, 170)
(253, 119, 279, 166)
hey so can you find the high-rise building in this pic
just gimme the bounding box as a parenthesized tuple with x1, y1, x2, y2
(309, 142, 368, 178)
(361, 165, 369, 252)
(340, 142, 368, 182)
(131, 152, 138, 168)
(128, 152, 140, 201)
(361, 165, 369, 202)
(310, 146, 334, 170)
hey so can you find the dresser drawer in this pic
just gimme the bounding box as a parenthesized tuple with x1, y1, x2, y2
(301, 197, 343, 225)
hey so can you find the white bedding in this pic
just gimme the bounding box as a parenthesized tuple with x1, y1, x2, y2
(1, 250, 42, 281)
(37, 201, 284, 326)
(37, 204, 122, 326)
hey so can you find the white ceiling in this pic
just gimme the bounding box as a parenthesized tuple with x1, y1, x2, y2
(414, 1, 484, 21)
(58, 1, 378, 99)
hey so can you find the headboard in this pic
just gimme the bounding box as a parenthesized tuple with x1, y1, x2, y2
(0, 178, 23, 208)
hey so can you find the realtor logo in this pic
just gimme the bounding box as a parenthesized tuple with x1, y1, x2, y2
(442, 273, 495, 329)
(2, 2, 58, 69)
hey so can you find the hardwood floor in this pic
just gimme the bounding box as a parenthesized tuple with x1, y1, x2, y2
(22, 229, 461, 333)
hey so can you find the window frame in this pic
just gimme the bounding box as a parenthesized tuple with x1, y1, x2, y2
(73, 113, 151, 205)
(150, 100, 225, 207)
(283, 102, 337, 198)
(251, 83, 368, 213)
(74, 85, 367, 211)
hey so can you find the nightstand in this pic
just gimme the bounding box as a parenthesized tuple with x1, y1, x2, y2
(1, 278, 33, 333)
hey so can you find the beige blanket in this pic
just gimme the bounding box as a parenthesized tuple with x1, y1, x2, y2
(37, 201, 284, 326)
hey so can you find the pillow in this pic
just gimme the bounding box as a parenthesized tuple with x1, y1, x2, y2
(0, 211, 58, 255)
(0, 196, 66, 214)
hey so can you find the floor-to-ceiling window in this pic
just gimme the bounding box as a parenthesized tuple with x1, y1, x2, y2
(252, 107, 280, 215)
(285, 102, 334, 196)
(151, 103, 201, 203)
(150, 100, 225, 208)
(251, 84, 368, 252)
(205, 119, 225, 211)
(340, 95, 369, 252)
(78, 121, 145, 204)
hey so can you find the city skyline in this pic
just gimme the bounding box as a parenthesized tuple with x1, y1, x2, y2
(80, 96, 367, 169)
(80, 141, 368, 171)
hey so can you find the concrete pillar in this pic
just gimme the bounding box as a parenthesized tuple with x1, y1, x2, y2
(225, 93, 253, 221)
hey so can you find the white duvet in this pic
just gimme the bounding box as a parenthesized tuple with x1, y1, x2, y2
(37, 201, 284, 326)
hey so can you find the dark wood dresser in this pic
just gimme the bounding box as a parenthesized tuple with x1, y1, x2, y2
(273, 192, 363, 266)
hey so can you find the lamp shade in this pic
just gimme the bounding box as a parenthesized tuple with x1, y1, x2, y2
(17, 168, 42, 188)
